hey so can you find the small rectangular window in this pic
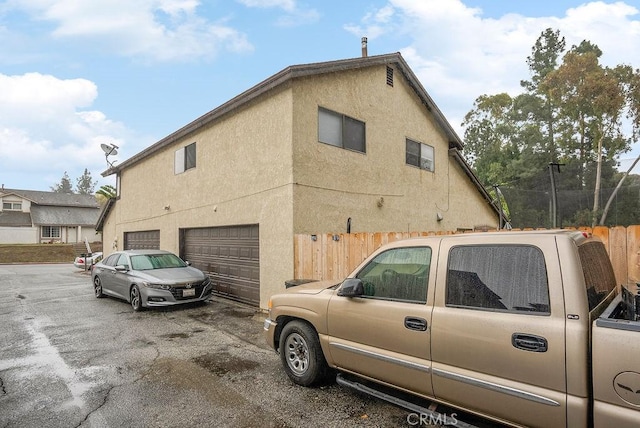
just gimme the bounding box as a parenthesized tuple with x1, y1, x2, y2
(446, 245, 550, 314)
(318, 107, 366, 153)
(2, 202, 22, 210)
(406, 139, 434, 172)
(175, 142, 196, 174)
(185, 142, 196, 170)
(42, 226, 61, 238)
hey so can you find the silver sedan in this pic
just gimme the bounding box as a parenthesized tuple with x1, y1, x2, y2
(91, 249, 212, 311)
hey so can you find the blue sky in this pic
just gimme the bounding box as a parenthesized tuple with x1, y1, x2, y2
(1, 0, 639, 191)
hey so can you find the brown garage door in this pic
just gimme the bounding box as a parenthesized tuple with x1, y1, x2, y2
(124, 230, 160, 250)
(181, 225, 259, 306)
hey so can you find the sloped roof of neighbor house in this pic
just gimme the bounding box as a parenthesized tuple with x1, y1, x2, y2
(1, 188, 99, 208)
(30, 205, 100, 227)
(0, 188, 101, 227)
(0, 211, 32, 227)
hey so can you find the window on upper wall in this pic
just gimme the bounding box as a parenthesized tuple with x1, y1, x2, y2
(41, 226, 61, 239)
(406, 138, 434, 172)
(318, 107, 366, 153)
(175, 142, 196, 174)
(2, 202, 22, 211)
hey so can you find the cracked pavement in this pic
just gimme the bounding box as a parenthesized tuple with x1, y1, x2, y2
(0, 264, 417, 428)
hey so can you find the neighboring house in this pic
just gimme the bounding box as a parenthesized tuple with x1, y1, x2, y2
(99, 52, 501, 309)
(0, 187, 101, 244)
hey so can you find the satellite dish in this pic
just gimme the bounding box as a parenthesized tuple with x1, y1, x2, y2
(100, 143, 118, 156)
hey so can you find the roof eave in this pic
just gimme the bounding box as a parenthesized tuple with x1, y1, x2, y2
(448, 148, 502, 219)
(102, 52, 463, 177)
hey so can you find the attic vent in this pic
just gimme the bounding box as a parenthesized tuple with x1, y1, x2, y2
(386, 66, 394, 87)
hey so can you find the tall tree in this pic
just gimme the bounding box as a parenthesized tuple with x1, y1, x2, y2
(463, 28, 639, 228)
(520, 28, 566, 162)
(76, 168, 97, 195)
(599, 66, 640, 224)
(51, 172, 74, 193)
(543, 43, 628, 226)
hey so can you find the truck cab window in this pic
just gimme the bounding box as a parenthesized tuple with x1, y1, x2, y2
(355, 247, 431, 303)
(446, 245, 550, 314)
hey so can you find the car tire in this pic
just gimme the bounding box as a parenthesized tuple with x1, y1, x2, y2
(130, 285, 143, 312)
(279, 320, 331, 387)
(93, 276, 104, 298)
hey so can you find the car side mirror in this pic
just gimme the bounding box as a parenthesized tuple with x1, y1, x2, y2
(338, 278, 364, 297)
(115, 265, 128, 272)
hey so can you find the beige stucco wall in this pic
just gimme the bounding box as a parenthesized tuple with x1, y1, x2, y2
(291, 64, 497, 234)
(103, 85, 296, 308)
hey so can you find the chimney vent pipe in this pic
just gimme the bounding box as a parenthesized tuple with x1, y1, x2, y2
(361, 37, 368, 57)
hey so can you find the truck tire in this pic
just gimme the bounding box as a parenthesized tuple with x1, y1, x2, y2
(279, 320, 331, 386)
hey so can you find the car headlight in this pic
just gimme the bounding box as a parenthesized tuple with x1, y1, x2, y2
(141, 281, 171, 290)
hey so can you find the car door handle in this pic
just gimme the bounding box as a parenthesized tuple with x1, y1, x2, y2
(512, 333, 548, 352)
(404, 317, 428, 331)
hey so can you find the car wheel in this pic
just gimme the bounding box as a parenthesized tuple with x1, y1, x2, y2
(93, 276, 104, 298)
(130, 285, 143, 312)
(279, 320, 331, 386)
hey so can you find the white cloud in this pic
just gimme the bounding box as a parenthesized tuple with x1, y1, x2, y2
(235, 0, 297, 12)
(2, 0, 253, 62)
(0, 73, 131, 189)
(348, 0, 640, 137)
(236, 0, 320, 27)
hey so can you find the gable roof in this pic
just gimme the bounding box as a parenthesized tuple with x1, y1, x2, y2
(103, 52, 464, 176)
(100, 53, 501, 219)
(1, 188, 99, 208)
(30, 205, 100, 227)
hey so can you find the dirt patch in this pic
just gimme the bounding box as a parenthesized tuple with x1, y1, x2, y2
(0, 244, 75, 264)
(192, 352, 260, 376)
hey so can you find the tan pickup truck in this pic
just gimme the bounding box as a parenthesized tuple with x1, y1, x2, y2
(264, 230, 640, 427)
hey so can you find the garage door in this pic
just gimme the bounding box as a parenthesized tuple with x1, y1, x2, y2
(181, 225, 259, 306)
(124, 230, 160, 250)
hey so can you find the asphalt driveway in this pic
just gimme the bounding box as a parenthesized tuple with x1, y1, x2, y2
(0, 264, 420, 428)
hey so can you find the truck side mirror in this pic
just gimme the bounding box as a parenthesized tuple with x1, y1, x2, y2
(338, 278, 364, 297)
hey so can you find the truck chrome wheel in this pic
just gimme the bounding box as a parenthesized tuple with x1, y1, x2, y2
(279, 320, 331, 386)
(284, 332, 309, 375)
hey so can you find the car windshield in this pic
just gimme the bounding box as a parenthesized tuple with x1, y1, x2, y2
(130, 254, 188, 270)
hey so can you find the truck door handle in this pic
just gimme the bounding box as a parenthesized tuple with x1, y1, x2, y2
(512, 333, 548, 352)
(404, 317, 428, 331)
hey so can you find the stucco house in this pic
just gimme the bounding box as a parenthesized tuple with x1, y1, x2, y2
(0, 187, 101, 244)
(99, 52, 501, 309)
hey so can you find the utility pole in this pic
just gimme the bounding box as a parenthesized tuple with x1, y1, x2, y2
(548, 163, 564, 228)
(493, 184, 504, 230)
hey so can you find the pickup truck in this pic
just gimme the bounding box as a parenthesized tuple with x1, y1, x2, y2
(264, 230, 640, 427)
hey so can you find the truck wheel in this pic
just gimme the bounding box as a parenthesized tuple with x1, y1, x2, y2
(279, 320, 330, 386)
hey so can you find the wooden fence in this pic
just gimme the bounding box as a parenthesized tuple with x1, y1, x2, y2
(294, 226, 640, 286)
